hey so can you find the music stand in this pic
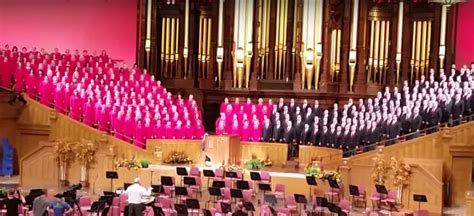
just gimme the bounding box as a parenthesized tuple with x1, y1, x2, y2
(174, 203, 188, 216)
(230, 189, 243, 203)
(294, 194, 308, 214)
(103, 191, 115, 197)
(151, 185, 164, 194)
(161, 176, 174, 186)
(177, 167, 189, 185)
(175, 186, 189, 203)
(327, 179, 340, 203)
(123, 183, 132, 190)
(236, 180, 250, 190)
(87, 201, 106, 216)
(183, 177, 197, 187)
(243, 201, 255, 212)
(106, 171, 118, 191)
(305, 176, 317, 201)
(349, 185, 360, 206)
(220, 202, 232, 214)
(316, 196, 328, 208)
(185, 199, 200, 216)
(263, 194, 278, 206)
(207, 187, 222, 208)
(212, 180, 225, 188)
(203, 169, 215, 187)
(413, 194, 428, 210)
(258, 183, 272, 195)
(225, 171, 238, 180)
(250, 172, 261, 181)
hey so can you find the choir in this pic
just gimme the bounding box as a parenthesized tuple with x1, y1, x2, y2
(0, 45, 205, 149)
(217, 65, 474, 158)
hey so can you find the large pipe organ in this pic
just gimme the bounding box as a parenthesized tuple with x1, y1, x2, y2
(137, 0, 462, 95)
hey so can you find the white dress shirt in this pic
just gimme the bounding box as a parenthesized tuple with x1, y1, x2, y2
(125, 183, 151, 204)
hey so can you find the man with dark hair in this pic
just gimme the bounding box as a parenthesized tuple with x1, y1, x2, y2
(271, 120, 283, 142)
(5, 188, 25, 216)
(283, 121, 296, 157)
(48, 193, 72, 216)
(261, 118, 272, 142)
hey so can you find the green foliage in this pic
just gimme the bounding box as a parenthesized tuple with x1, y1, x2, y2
(244, 159, 263, 170)
(306, 166, 322, 177)
(140, 160, 152, 168)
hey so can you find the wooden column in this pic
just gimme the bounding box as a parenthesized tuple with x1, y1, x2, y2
(319, 0, 331, 93)
(354, 0, 367, 94)
(338, 0, 351, 93)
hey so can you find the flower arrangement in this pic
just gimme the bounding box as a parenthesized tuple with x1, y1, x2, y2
(305, 164, 341, 182)
(244, 158, 263, 171)
(372, 157, 389, 185)
(75, 140, 96, 165)
(390, 157, 411, 187)
(221, 163, 245, 174)
(140, 159, 152, 168)
(54, 140, 76, 164)
(321, 170, 342, 182)
(115, 158, 142, 170)
(163, 151, 192, 164)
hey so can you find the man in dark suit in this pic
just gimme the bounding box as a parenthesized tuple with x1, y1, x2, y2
(452, 94, 465, 126)
(300, 123, 312, 145)
(319, 126, 329, 147)
(294, 115, 304, 144)
(428, 101, 442, 133)
(313, 100, 323, 118)
(367, 121, 381, 151)
(310, 122, 321, 146)
(261, 118, 273, 142)
(386, 116, 401, 145)
(271, 120, 283, 142)
(283, 121, 296, 158)
(409, 108, 422, 140)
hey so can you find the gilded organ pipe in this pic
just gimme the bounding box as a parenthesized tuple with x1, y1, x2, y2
(207, 19, 212, 79)
(379, 21, 386, 84)
(425, 21, 431, 71)
(410, 23, 416, 84)
(415, 21, 422, 81)
(170, 18, 175, 77)
(368, 20, 375, 83)
(420, 21, 427, 77)
(373, 20, 380, 82)
(161, 18, 166, 75)
(383, 21, 389, 84)
(175, 20, 179, 77)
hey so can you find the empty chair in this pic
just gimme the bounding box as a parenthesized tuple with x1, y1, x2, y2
(159, 198, 176, 216)
(158, 186, 173, 199)
(218, 188, 232, 203)
(260, 171, 271, 183)
(415, 209, 430, 216)
(368, 192, 381, 210)
(119, 194, 128, 212)
(276, 208, 291, 216)
(242, 190, 253, 202)
(273, 184, 285, 199)
(285, 196, 297, 213)
(189, 176, 203, 198)
(352, 185, 367, 208)
(325, 187, 340, 202)
(79, 196, 92, 207)
(338, 199, 351, 214)
(190, 166, 201, 177)
(224, 179, 233, 188)
(215, 168, 225, 180)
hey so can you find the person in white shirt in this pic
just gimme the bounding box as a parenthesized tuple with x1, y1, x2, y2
(125, 177, 151, 216)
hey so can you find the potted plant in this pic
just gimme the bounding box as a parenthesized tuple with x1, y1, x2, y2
(140, 159, 152, 168)
(164, 151, 193, 164)
(0, 187, 9, 198)
(75, 140, 96, 187)
(54, 140, 76, 186)
(244, 154, 264, 170)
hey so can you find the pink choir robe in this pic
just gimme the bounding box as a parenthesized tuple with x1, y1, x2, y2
(62, 88, 72, 112)
(174, 126, 185, 139)
(26, 74, 37, 98)
(251, 125, 262, 141)
(241, 126, 250, 141)
(94, 103, 103, 125)
(0, 62, 12, 88)
(243, 103, 252, 115)
(123, 118, 136, 141)
(220, 102, 230, 113)
(98, 109, 110, 131)
(184, 125, 193, 139)
(164, 125, 175, 139)
(39, 81, 53, 106)
(144, 123, 153, 140)
(83, 102, 95, 126)
(215, 126, 226, 135)
(232, 103, 241, 114)
(69, 95, 82, 121)
(134, 123, 146, 148)
(153, 124, 164, 139)
(194, 125, 205, 139)
(14, 67, 26, 92)
(113, 115, 124, 139)
(231, 125, 241, 136)
(54, 88, 64, 113)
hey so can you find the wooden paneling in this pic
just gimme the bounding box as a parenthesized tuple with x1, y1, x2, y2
(147, 139, 202, 164)
(240, 142, 288, 167)
(20, 143, 58, 188)
(298, 145, 343, 168)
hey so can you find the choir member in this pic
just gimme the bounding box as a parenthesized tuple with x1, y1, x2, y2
(261, 118, 272, 142)
(310, 122, 321, 146)
(300, 124, 311, 145)
(231, 119, 241, 136)
(319, 126, 329, 146)
(428, 101, 442, 133)
(452, 94, 465, 125)
(174, 121, 185, 139)
(153, 120, 164, 139)
(250, 119, 261, 142)
(272, 120, 283, 142)
(241, 121, 250, 141)
(164, 121, 175, 139)
(283, 121, 296, 157)
(134, 119, 146, 148)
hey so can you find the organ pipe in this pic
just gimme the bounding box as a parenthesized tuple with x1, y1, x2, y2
(348, 0, 359, 92)
(183, 0, 190, 78)
(439, 4, 447, 69)
(216, 0, 225, 85)
(232, 0, 253, 88)
(395, 1, 403, 84)
(368, 20, 375, 82)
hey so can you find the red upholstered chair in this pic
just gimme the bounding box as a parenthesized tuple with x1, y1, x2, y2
(273, 184, 286, 199)
(189, 176, 203, 198)
(218, 188, 232, 203)
(190, 166, 201, 177)
(285, 196, 297, 213)
(338, 199, 351, 214)
(276, 208, 291, 216)
(415, 209, 430, 216)
(260, 171, 271, 183)
(215, 168, 225, 180)
(368, 192, 381, 210)
(119, 194, 128, 212)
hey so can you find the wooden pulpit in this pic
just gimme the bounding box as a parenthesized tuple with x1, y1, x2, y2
(204, 135, 241, 165)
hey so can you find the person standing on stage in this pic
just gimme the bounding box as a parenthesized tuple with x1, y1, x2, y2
(125, 177, 151, 216)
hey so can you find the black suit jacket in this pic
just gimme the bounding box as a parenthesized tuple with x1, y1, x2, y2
(272, 125, 283, 142)
(261, 125, 273, 142)
(283, 127, 296, 143)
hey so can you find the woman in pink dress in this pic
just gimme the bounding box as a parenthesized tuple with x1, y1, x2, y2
(0, 57, 12, 88)
(230, 120, 240, 136)
(220, 98, 230, 113)
(251, 119, 261, 142)
(153, 120, 164, 139)
(82, 97, 95, 127)
(243, 98, 252, 114)
(123, 111, 135, 142)
(174, 121, 185, 139)
(164, 121, 175, 139)
(194, 121, 205, 139)
(69, 90, 82, 121)
(13, 62, 26, 92)
(215, 120, 226, 135)
(183, 119, 193, 139)
(25, 69, 37, 98)
(54, 84, 64, 112)
(241, 120, 250, 141)
(134, 119, 146, 148)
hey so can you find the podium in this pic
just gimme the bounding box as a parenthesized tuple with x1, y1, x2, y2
(204, 135, 241, 165)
